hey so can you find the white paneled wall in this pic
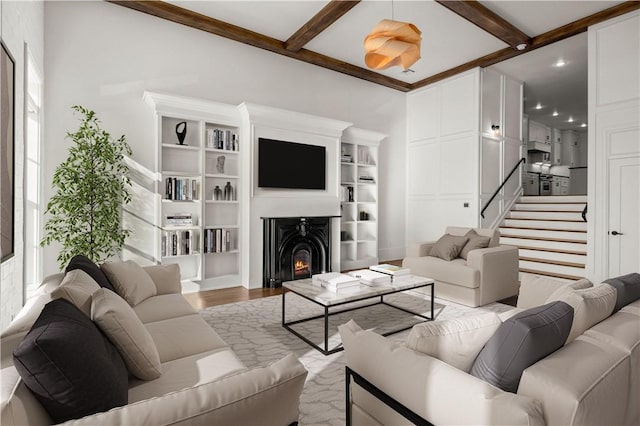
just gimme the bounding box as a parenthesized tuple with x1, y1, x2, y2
(588, 11, 640, 282)
(406, 69, 481, 244)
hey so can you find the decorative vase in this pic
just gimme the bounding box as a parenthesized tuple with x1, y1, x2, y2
(176, 121, 187, 145)
(216, 155, 225, 174)
(213, 185, 222, 200)
(224, 181, 233, 201)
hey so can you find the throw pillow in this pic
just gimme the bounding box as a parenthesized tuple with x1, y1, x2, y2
(101, 260, 157, 306)
(546, 283, 617, 343)
(429, 234, 469, 261)
(545, 278, 594, 302)
(50, 269, 101, 317)
(603, 273, 640, 313)
(65, 254, 117, 293)
(143, 263, 181, 295)
(406, 312, 502, 372)
(470, 301, 574, 393)
(12, 299, 128, 424)
(459, 230, 491, 260)
(91, 287, 162, 380)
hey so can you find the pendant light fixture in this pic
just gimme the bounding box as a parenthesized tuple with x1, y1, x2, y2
(364, 1, 421, 71)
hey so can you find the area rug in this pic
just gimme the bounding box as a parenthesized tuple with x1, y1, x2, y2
(199, 290, 514, 426)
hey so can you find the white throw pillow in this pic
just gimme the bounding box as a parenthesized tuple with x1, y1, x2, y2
(405, 312, 502, 372)
(546, 283, 617, 343)
(51, 269, 101, 317)
(91, 287, 162, 380)
(546, 278, 593, 301)
(101, 260, 157, 306)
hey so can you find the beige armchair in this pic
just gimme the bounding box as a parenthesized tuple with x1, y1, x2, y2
(402, 226, 519, 307)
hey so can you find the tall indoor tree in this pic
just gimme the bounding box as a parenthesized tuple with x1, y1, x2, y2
(41, 106, 133, 269)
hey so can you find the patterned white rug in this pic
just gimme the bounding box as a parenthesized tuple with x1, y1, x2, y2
(199, 290, 514, 426)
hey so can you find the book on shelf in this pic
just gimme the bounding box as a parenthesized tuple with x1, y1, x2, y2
(369, 264, 410, 276)
(206, 128, 239, 151)
(165, 177, 198, 201)
(162, 229, 196, 257)
(166, 213, 194, 226)
(204, 228, 233, 253)
(347, 269, 391, 286)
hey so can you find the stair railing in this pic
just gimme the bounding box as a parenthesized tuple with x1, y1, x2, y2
(481, 157, 526, 219)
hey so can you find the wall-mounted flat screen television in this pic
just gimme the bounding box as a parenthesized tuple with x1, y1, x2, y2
(258, 138, 326, 190)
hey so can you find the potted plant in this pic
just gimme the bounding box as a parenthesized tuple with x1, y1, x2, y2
(41, 106, 133, 269)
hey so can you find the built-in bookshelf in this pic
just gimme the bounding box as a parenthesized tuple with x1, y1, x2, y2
(143, 92, 242, 292)
(340, 127, 385, 271)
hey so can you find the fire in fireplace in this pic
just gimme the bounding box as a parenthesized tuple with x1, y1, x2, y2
(262, 216, 334, 287)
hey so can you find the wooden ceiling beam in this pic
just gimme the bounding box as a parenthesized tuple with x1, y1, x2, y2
(107, 0, 411, 92)
(411, 1, 640, 90)
(435, 0, 530, 49)
(285, 0, 361, 52)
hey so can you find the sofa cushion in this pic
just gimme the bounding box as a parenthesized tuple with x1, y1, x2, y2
(470, 301, 574, 393)
(133, 293, 197, 324)
(50, 269, 101, 317)
(143, 263, 181, 295)
(405, 256, 479, 288)
(459, 230, 491, 260)
(65, 254, 116, 293)
(603, 273, 640, 313)
(546, 283, 617, 343)
(91, 288, 162, 380)
(12, 299, 128, 424)
(101, 260, 157, 306)
(546, 278, 594, 302)
(429, 234, 469, 261)
(406, 312, 501, 372)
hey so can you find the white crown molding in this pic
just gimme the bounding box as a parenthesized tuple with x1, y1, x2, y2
(143, 91, 240, 126)
(342, 127, 387, 146)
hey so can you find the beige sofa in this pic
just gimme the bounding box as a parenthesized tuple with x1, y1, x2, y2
(402, 226, 519, 307)
(1, 265, 308, 425)
(340, 276, 640, 426)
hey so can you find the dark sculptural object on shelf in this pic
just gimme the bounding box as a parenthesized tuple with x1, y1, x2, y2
(176, 121, 187, 145)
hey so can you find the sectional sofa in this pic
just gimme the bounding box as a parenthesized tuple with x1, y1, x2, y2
(340, 273, 640, 425)
(1, 258, 308, 425)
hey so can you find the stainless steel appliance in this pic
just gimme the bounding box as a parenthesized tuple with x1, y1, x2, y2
(539, 174, 552, 196)
(524, 172, 540, 196)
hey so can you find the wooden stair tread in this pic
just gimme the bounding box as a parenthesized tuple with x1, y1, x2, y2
(512, 209, 583, 213)
(500, 226, 586, 233)
(514, 246, 587, 255)
(501, 235, 586, 244)
(519, 257, 585, 268)
(505, 218, 586, 223)
(519, 268, 584, 280)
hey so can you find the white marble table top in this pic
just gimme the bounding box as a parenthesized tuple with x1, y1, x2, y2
(283, 275, 434, 307)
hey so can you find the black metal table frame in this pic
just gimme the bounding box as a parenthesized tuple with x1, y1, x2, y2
(282, 281, 434, 355)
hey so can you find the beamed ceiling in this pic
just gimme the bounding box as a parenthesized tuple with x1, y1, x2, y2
(108, 0, 639, 92)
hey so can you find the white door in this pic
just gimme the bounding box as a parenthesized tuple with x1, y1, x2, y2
(608, 156, 640, 276)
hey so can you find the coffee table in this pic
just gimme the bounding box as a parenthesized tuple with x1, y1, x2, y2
(282, 275, 435, 355)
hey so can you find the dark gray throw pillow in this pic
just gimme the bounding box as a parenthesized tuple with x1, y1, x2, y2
(13, 299, 128, 423)
(66, 254, 117, 293)
(470, 301, 574, 393)
(429, 234, 469, 261)
(603, 273, 640, 313)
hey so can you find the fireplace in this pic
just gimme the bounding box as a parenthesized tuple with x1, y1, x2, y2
(262, 216, 334, 288)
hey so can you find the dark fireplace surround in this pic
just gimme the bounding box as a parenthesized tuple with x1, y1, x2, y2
(262, 216, 333, 288)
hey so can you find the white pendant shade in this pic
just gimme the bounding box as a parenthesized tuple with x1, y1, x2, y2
(364, 19, 422, 70)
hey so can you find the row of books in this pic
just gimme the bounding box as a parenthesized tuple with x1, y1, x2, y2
(165, 177, 199, 201)
(204, 228, 232, 253)
(162, 230, 196, 257)
(165, 213, 194, 226)
(311, 264, 410, 293)
(206, 128, 239, 151)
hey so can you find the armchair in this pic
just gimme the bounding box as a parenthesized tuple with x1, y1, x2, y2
(402, 226, 519, 307)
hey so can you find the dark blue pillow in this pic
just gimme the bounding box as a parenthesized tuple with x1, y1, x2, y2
(13, 299, 128, 423)
(470, 301, 574, 393)
(604, 273, 640, 313)
(65, 254, 116, 293)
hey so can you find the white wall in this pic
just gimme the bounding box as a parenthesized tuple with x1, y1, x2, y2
(0, 1, 44, 330)
(42, 1, 407, 278)
(406, 69, 481, 243)
(587, 11, 640, 282)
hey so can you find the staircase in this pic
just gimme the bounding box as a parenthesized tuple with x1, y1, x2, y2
(500, 195, 588, 280)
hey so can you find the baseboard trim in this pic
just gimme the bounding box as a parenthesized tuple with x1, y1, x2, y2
(378, 246, 405, 263)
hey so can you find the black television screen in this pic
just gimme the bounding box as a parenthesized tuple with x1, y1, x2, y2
(258, 138, 326, 190)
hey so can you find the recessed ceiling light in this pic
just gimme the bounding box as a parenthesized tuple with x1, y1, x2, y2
(535, 103, 542, 110)
(568, 117, 574, 123)
(554, 59, 566, 67)
(581, 123, 587, 127)
(552, 111, 559, 117)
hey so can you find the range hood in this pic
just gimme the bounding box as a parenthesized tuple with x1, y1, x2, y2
(527, 141, 551, 153)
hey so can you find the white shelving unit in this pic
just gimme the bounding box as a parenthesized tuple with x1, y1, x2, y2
(340, 127, 386, 271)
(143, 92, 243, 292)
